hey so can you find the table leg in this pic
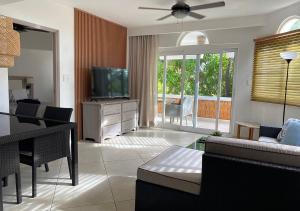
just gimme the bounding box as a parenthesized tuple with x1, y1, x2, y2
(248, 128, 254, 140)
(15, 170, 22, 204)
(237, 124, 241, 139)
(251, 128, 254, 140)
(71, 126, 78, 186)
(0, 180, 3, 211)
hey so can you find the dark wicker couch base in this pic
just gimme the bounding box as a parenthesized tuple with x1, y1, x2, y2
(200, 153, 300, 211)
(135, 180, 201, 211)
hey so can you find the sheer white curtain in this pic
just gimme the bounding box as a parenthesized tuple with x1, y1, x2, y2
(129, 35, 158, 127)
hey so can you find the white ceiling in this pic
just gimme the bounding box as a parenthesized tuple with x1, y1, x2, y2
(0, 0, 24, 5)
(55, 0, 300, 27)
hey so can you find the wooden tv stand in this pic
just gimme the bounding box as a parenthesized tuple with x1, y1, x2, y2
(82, 99, 139, 143)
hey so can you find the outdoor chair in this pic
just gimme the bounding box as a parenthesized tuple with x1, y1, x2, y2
(165, 97, 193, 125)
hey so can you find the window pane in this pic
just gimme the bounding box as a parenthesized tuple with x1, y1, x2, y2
(279, 18, 300, 33)
(180, 31, 209, 46)
(252, 32, 300, 106)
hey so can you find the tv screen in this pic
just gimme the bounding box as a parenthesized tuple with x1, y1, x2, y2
(91, 67, 129, 99)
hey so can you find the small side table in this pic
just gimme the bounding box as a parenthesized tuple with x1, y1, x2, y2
(236, 121, 260, 140)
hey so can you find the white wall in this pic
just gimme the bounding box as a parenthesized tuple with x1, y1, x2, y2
(9, 49, 54, 103)
(248, 2, 300, 128)
(129, 1, 300, 137)
(0, 0, 75, 119)
(0, 69, 9, 112)
(9, 31, 54, 103)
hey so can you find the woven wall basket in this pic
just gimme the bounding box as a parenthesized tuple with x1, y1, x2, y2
(0, 16, 20, 68)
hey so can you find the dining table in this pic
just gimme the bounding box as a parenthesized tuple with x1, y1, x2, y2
(0, 112, 78, 211)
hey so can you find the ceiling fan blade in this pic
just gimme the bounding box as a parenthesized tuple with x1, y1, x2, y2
(188, 12, 205, 20)
(157, 14, 173, 21)
(190, 1, 225, 11)
(138, 6, 171, 11)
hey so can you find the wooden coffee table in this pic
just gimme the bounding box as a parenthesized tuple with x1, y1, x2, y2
(236, 121, 260, 140)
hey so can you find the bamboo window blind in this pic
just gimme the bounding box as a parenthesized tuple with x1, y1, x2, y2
(252, 29, 300, 106)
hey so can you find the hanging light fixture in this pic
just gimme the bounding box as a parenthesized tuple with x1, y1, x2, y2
(0, 15, 20, 68)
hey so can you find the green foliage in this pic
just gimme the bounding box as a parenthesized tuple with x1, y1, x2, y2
(197, 136, 207, 143)
(210, 130, 222, 137)
(157, 54, 234, 97)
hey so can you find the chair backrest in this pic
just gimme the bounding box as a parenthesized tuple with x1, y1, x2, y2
(15, 102, 40, 117)
(182, 97, 193, 117)
(17, 99, 41, 105)
(43, 106, 73, 122)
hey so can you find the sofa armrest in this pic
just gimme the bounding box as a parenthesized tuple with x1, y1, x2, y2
(259, 126, 281, 138)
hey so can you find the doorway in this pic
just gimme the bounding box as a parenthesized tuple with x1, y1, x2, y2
(7, 20, 59, 114)
(156, 46, 237, 135)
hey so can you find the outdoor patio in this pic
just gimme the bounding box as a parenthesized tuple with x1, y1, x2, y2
(156, 114, 231, 133)
(156, 95, 232, 133)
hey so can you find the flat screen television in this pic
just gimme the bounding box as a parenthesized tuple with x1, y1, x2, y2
(91, 67, 129, 99)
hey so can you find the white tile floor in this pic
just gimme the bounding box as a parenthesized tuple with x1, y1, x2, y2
(2, 128, 203, 211)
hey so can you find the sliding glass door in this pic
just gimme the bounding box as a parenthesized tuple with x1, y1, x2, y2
(156, 48, 237, 134)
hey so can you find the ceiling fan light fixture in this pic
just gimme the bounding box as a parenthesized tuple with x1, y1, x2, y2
(172, 10, 189, 19)
(171, 2, 190, 19)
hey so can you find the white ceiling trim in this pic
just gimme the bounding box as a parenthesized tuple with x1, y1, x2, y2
(128, 14, 267, 36)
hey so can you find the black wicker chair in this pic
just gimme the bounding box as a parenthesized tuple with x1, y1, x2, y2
(19, 106, 73, 197)
(2, 102, 40, 188)
(15, 102, 40, 117)
(16, 99, 41, 105)
(0, 143, 22, 210)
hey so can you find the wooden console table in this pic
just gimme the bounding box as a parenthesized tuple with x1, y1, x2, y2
(236, 121, 260, 140)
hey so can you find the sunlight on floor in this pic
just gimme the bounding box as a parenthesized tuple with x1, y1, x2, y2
(2, 128, 202, 211)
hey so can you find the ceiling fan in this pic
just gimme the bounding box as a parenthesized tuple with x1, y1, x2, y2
(138, 1, 225, 21)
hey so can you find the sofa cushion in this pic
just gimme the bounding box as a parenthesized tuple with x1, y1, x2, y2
(137, 145, 203, 195)
(277, 119, 300, 142)
(258, 136, 279, 144)
(205, 136, 300, 169)
(281, 121, 300, 146)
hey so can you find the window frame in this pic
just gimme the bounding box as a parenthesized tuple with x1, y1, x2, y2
(177, 31, 209, 47)
(277, 16, 300, 34)
(252, 29, 300, 107)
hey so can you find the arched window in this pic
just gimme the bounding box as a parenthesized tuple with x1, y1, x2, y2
(178, 31, 209, 46)
(278, 16, 300, 34)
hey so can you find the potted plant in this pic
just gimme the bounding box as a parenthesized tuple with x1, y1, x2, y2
(210, 130, 222, 137)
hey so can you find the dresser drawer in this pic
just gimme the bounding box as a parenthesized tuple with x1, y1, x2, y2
(122, 102, 137, 112)
(103, 104, 121, 115)
(122, 119, 137, 133)
(122, 111, 137, 122)
(103, 123, 121, 139)
(103, 114, 121, 126)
